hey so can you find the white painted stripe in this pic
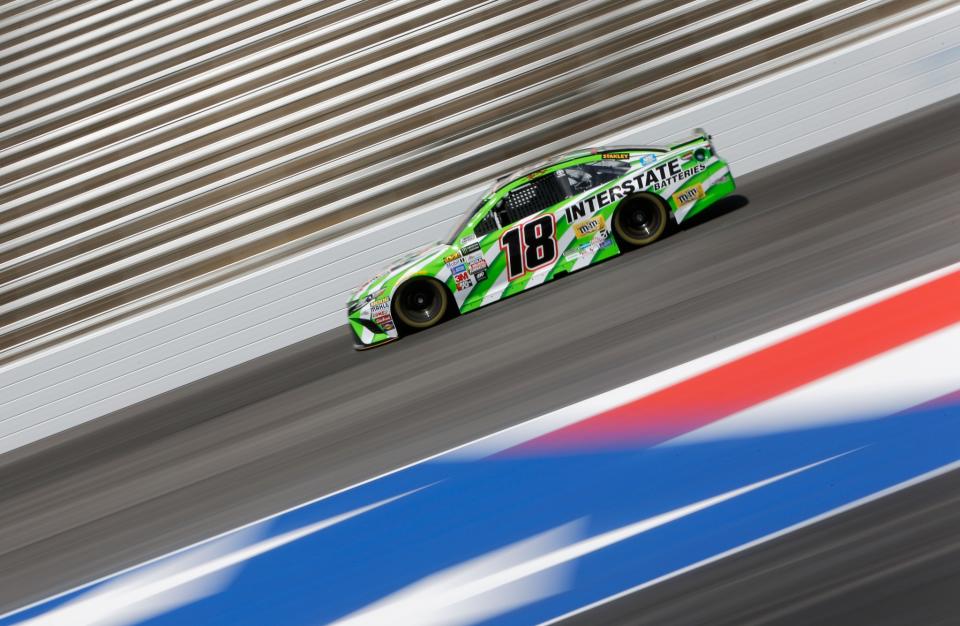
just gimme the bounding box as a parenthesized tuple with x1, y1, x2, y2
(10, 490, 420, 625)
(332, 521, 585, 626)
(665, 321, 960, 445)
(480, 272, 509, 307)
(359, 327, 375, 346)
(334, 453, 848, 626)
(541, 458, 960, 625)
(455, 452, 847, 591)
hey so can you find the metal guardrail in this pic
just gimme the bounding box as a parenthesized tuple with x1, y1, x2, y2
(0, 0, 948, 367)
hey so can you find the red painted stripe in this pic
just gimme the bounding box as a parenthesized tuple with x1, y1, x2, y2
(516, 269, 960, 453)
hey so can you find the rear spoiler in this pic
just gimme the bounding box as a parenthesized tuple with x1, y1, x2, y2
(668, 127, 711, 151)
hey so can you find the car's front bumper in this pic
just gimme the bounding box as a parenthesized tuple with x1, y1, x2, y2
(348, 313, 398, 350)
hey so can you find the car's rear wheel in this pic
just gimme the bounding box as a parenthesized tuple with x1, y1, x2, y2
(613, 194, 669, 247)
(394, 279, 450, 330)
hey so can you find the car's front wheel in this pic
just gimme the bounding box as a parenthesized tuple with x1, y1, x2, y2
(613, 194, 669, 247)
(393, 279, 450, 330)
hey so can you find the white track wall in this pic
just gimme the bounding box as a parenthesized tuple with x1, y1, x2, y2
(2, 6, 959, 454)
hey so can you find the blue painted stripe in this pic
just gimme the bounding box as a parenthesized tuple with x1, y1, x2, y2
(5, 395, 959, 625)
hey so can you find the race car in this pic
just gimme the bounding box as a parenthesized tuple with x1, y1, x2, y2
(347, 129, 736, 348)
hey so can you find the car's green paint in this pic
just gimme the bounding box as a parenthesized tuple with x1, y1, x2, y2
(347, 131, 736, 348)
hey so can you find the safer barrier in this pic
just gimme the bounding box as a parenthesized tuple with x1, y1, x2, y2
(1, 1, 959, 454)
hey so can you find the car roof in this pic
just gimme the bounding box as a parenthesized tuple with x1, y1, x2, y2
(496, 145, 664, 184)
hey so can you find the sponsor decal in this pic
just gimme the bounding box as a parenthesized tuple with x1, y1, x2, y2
(601, 152, 630, 160)
(370, 298, 390, 313)
(348, 289, 386, 314)
(474, 270, 487, 281)
(573, 214, 606, 238)
(373, 309, 394, 331)
(364, 289, 384, 304)
(563, 160, 707, 223)
(647, 161, 706, 191)
(589, 236, 612, 254)
(443, 253, 462, 264)
(564, 231, 612, 262)
(639, 153, 657, 165)
(459, 233, 481, 255)
(680, 151, 694, 161)
(452, 263, 466, 274)
(672, 183, 705, 206)
(454, 271, 474, 291)
(527, 169, 550, 180)
(468, 259, 488, 273)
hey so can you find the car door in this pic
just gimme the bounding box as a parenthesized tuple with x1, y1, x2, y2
(552, 159, 631, 270)
(463, 172, 571, 309)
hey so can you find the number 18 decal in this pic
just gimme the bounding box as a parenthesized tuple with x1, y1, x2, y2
(500, 214, 558, 280)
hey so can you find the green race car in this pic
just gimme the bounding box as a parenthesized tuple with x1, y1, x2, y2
(347, 129, 736, 348)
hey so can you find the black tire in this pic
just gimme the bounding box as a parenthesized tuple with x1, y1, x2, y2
(613, 194, 669, 247)
(393, 279, 450, 330)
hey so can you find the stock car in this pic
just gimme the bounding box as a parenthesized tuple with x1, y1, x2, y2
(347, 129, 736, 348)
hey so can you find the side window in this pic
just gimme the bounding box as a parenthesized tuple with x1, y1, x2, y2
(495, 174, 566, 227)
(563, 160, 631, 194)
(474, 212, 498, 237)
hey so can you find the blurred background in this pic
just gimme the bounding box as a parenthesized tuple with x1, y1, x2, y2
(1, 0, 959, 624)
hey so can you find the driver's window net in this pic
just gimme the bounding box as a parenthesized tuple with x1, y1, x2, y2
(499, 176, 565, 225)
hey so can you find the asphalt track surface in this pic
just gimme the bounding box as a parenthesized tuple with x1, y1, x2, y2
(561, 467, 960, 626)
(0, 96, 959, 619)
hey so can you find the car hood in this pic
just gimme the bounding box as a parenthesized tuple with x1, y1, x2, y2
(348, 242, 447, 302)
